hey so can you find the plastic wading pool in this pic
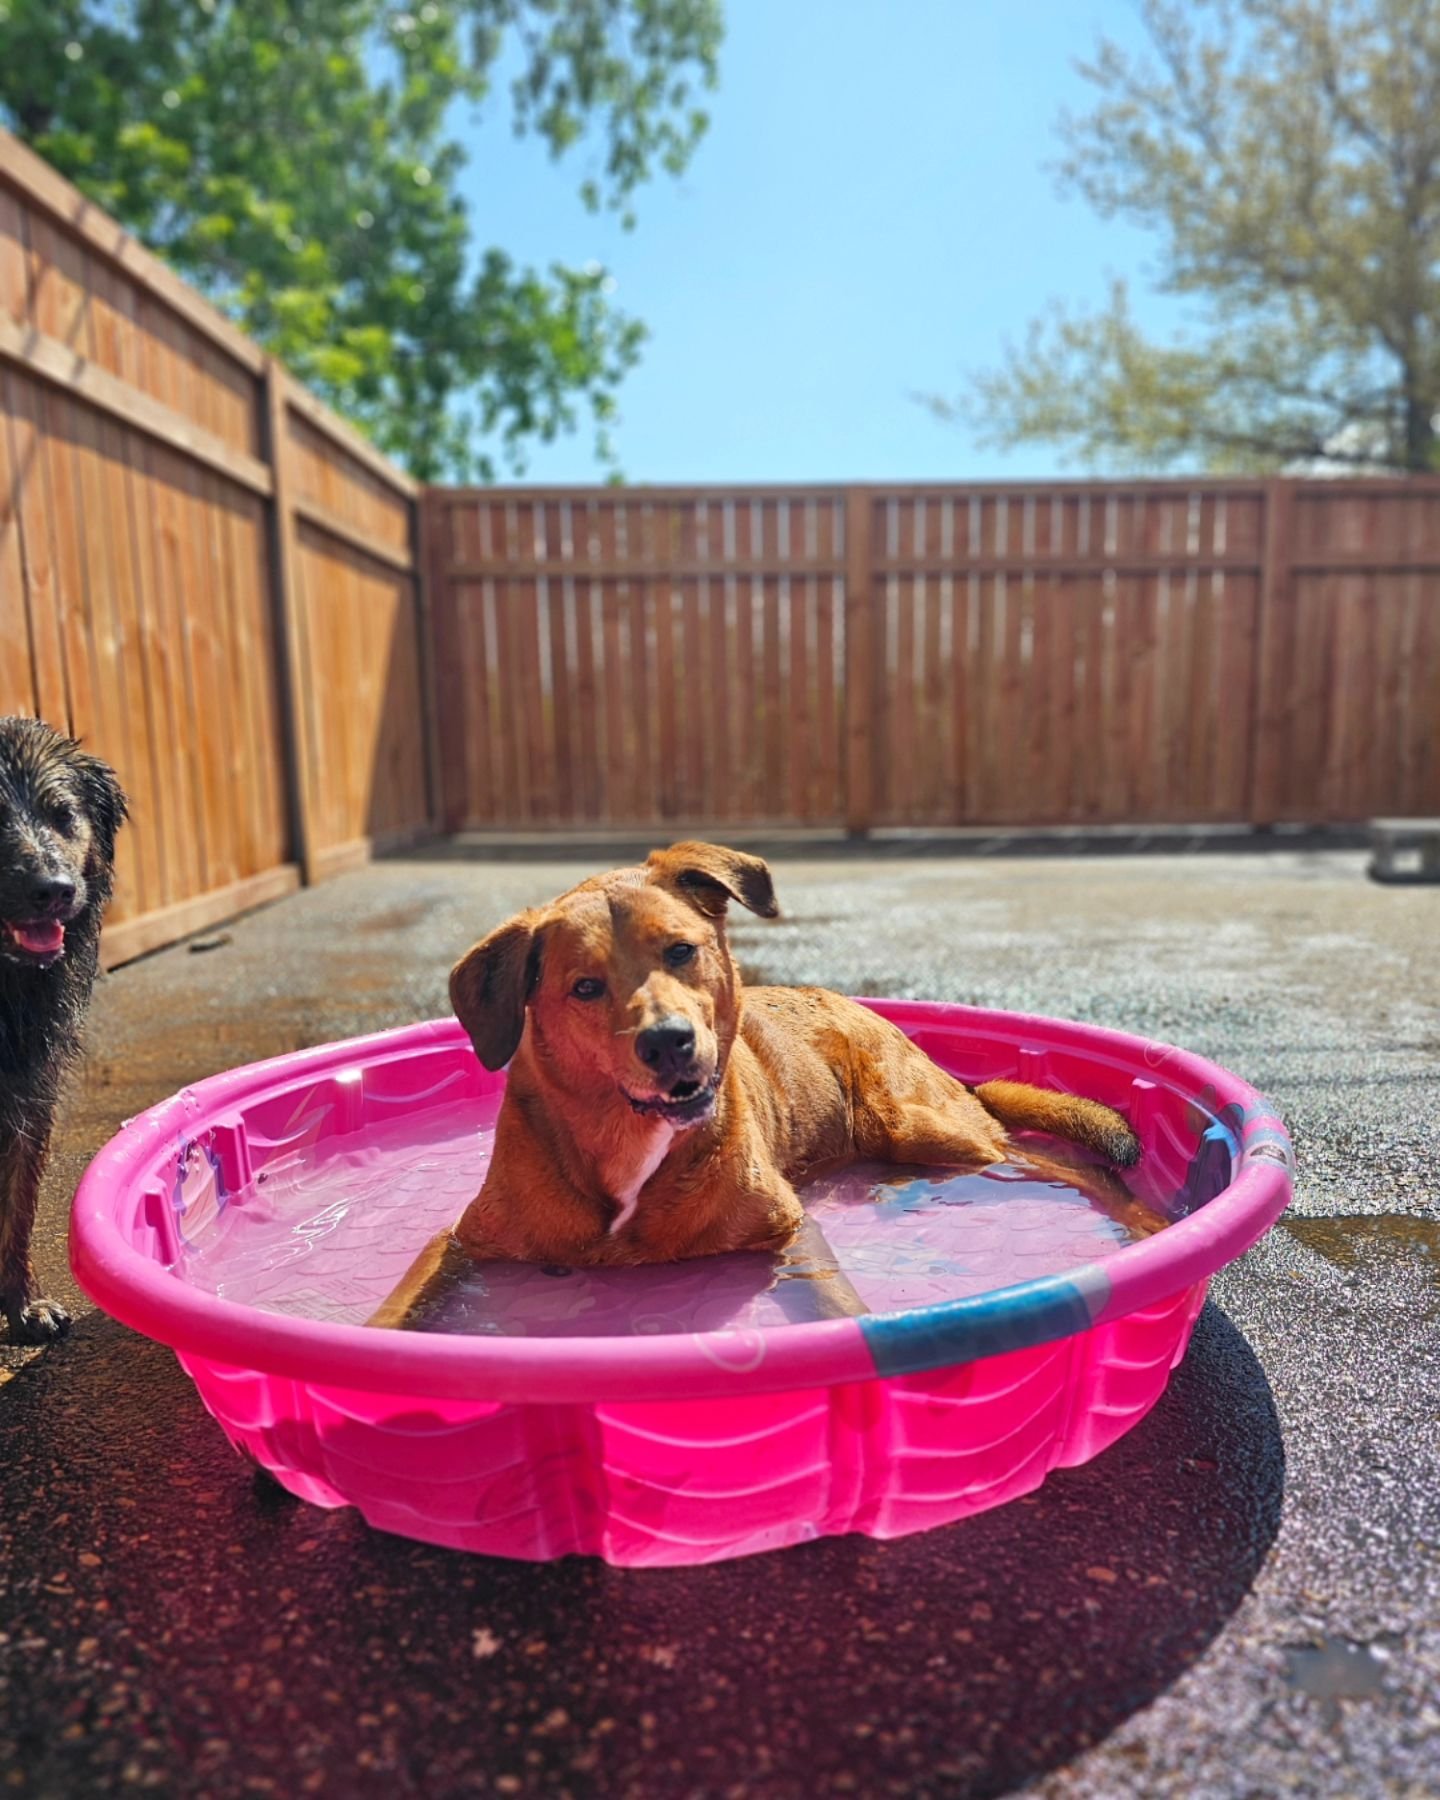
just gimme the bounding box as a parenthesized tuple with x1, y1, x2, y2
(70, 1001, 1293, 1566)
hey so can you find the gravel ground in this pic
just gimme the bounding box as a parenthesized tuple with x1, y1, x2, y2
(1, 842, 1436, 1798)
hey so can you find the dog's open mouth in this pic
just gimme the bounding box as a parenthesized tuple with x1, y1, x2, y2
(2, 918, 67, 966)
(622, 1072, 721, 1127)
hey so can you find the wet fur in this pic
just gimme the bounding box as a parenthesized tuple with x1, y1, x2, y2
(372, 844, 1156, 1330)
(0, 718, 126, 1342)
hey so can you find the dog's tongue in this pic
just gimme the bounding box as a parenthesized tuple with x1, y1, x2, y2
(11, 919, 64, 955)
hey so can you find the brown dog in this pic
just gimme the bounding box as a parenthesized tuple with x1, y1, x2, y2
(371, 843, 1155, 1329)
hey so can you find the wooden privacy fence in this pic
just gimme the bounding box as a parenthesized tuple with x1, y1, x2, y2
(0, 131, 434, 967)
(4, 130, 1440, 971)
(425, 482, 1440, 832)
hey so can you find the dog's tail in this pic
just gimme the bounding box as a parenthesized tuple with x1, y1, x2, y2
(974, 1080, 1141, 1168)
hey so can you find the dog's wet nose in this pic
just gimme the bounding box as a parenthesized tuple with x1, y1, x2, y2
(26, 874, 75, 916)
(635, 1016, 697, 1078)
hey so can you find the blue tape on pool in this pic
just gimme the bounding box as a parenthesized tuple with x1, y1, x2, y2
(859, 1262, 1113, 1377)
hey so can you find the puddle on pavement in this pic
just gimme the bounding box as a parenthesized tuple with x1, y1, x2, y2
(1283, 1214, 1440, 1286)
(1282, 1635, 1395, 1703)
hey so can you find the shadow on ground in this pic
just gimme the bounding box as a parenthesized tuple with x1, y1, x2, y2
(0, 1302, 1281, 1797)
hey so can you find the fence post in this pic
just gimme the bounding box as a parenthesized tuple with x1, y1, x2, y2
(261, 359, 319, 884)
(413, 488, 447, 833)
(1248, 477, 1293, 825)
(844, 486, 875, 835)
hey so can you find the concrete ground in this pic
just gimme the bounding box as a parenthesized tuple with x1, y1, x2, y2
(1, 842, 1436, 1798)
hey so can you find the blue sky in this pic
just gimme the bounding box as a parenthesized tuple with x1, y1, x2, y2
(456, 1, 1169, 483)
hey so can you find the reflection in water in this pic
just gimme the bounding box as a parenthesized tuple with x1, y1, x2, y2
(1283, 1213, 1440, 1285)
(1282, 1635, 1395, 1703)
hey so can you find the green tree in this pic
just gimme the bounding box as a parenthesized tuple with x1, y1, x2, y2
(0, 0, 722, 479)
(931, 0, 1440, 473)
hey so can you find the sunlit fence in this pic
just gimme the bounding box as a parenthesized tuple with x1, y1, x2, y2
(425, 480, 1440, 834)
(0, 132, 432, 966)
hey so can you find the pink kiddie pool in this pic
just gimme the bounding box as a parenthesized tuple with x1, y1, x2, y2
(69, 1001, 1292, 1566)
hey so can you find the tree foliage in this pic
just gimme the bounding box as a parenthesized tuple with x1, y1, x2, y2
(933, 0, 1440, 473)
(0, 0, 722, 479)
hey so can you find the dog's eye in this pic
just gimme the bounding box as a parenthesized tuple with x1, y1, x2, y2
(50, 804, 78, 835)
(571, 977, 606, 1000)
(664, 942, 697, 968)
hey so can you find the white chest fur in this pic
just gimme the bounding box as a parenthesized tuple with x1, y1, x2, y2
(606, 1122, 675, 1235)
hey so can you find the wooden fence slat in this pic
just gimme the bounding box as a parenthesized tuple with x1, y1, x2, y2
(1249, 481, 1293, 822)
(546, 573, 574, 821)
(704, 570, 728, 821)
(844, 489, 875, 834)
(0, 186, 30, 326)
(449, 503, 489, 826)
(421, 498, 462, 829)
(761, 574, 783, 824)
(653, 575, 677, 821)
(798, 573, 819, 821)
(574, 575, 601, 823)
(263, 366, 318, 883)
(683, 574, 705, 820)
(0, 369, 37, 713)
(518, 564, 549, 823)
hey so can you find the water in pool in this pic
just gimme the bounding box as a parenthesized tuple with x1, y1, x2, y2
(177, 1086, 1173, 1337)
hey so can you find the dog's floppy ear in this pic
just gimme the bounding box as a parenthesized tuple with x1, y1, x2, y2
(646, 841, 780, 921)
(76, 751, 128, 863)
(450, 912, 546, 1070)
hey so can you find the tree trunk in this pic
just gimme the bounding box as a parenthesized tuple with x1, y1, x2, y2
(1403, 389, 1435, 471)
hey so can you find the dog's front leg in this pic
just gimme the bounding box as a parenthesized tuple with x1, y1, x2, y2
(773, 1216, 871, 1320)
(714, 1162, 807, 1259)
(0, 1121, 69, 1343)
(366, 1229, 476, 1330)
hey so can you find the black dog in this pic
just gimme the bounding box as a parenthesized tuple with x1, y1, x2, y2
(0, 718, 126, 1342)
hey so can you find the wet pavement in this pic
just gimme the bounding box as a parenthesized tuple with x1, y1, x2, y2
(1, 842, 1436, 1798)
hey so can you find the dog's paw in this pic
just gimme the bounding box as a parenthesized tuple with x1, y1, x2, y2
(8, 1298, 72, 1344)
